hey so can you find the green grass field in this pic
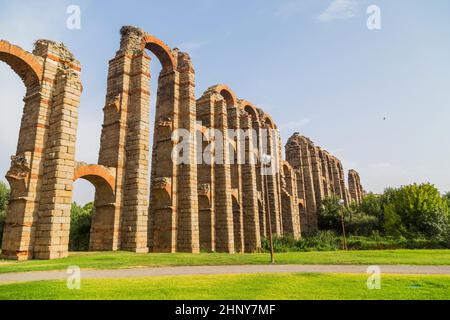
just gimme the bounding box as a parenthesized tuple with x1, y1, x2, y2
(1, 249, 450, 274)
(1, 273, 449, 300)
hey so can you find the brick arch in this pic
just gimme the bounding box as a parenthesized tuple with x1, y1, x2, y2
(282, 161, 294, 195)
(263, 114, 277, 129)
(240, 100, 261, 127)
(0, 40, 42, 89)
(73, 164, 116, 195)
(282, 160, 294, 172)
(209, 84, 238, 108)
(141, 34, 176, 72)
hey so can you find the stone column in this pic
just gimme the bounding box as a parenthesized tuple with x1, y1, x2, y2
(331, 158, 344, 200)
(285, 133, 317, 233)
(95, 49, 132, 251)
(34, 43, 82, 260)
(196, 95, 215, 252)
(150, 69, 178, 253)
(281, 164, 301, 239)
(121, 51, 151, 253)
(240, 112, 261, 252)
(0, 41, 51, 260)
(319, 149, 331, 197)
(175, 51, 200, 253)
(214, 97, 234, 253)
(261, 126, 282, 235)
(300, 141, 317, 232)
(229, 107, 244, 253)
(348, 169, 363, 205)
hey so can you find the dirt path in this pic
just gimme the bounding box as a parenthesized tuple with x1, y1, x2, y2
(1, 264, 449, 284)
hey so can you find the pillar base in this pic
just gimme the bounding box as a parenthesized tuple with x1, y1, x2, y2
(123, 247, 149, 254)
(0, 250, 33, 261)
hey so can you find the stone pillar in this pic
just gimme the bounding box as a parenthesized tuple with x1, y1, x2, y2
(150, 69, 178, 252)
(0, 41, 50, 260)
(319, 149, 331, 197)
(33, 42, 82, 260)
(196, 95, 215, 252)
(95, 49, 132, 252)
(228, 107, 243, 253)
(331, 158, 344, 200)
(240, 112, 261, 252)
(262, 126, 282, 235)
(281, 163, 301, 239)
(274, 129, 284, 235)
(214, 97, 234, 253)
(175, 51, 200, 253)
(337, 162, 350, 205)
(251, 116, 266, 240)
(121, 51, 151, 253)
(285, 133, 317, 233)
(348, 169, 364, 205)
(301, 142, 317, 231)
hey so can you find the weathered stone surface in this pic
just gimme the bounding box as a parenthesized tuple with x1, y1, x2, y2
(348, 169, 364, 205)
(1, 27, 364, 260)
(286, 133, 363, 233)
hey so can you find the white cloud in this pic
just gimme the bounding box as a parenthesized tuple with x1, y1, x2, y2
(279, 118, 312, 130)
(317, 0, 362, 22)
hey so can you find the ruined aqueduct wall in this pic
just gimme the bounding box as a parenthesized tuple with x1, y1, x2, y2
(0, 26, 364, 260)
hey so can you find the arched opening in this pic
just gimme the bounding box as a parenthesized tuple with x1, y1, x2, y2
(70, 180, 95, 252)
(137, 32, 178, 253)
(0, 41, 43, 258)
(72, 165, 116, 252)
(0, 41, 42, 186)
(151, 185, 172, 252)
(0, 41, 42, 89)
(242, 101, 266, 240)
(263, 115, 276, 130)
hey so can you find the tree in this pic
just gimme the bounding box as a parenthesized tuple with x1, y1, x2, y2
(318, 195, 342, 232)
(0, 181, 10, 247)
(0, 181, 9, 213)
(361, 193, 383, 218)
(69, 202, 94, 251)
(443, 192, 450, 209)
(384, 183, 449, 239)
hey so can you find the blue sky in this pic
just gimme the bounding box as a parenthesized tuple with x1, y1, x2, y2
(1, 0, 449, 204)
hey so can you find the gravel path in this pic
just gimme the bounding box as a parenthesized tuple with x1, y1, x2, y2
(1, 264, 449, 284)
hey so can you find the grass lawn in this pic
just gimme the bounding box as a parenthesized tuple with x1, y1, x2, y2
(0, 249, 450, 274)
(0, 273, 449, 300)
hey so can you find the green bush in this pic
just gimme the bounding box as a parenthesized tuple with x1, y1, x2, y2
(0, 210, 5, 248)
(0, 181, 10, 248)
(261, 231, 341, 253)
(318, 195, 380, 236)
(0, 181, 9, 212)
(345, 212, 380, 236)
(383, 183, 449, 239)
(262, 232, 450, 253)
(296, 231, 341, 251)
(317, 195, 342, 232)
(69, 202, 94, 251)
(361, 193, 383, 218)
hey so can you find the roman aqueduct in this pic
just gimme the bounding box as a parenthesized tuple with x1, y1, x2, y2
(0, 26, 364, 260)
